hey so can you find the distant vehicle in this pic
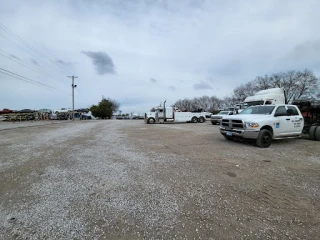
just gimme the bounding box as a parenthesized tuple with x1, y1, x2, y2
(54, 108, 71, 114)
(0, 115, 8, 121)
(0, 108, 15, 114)
(38, 109, 52, 114)
(204, 112, 213, 118)
(145, 101, 207, 124)
(19, 109, 35, 113)
(116, 116, 123, 120)
(211, 111, 233, 125)
(57, 113, 69, 120)
(75, 108, 89, 113)
(49, 113, 57, 120)
(81, 115, 92, 120)
(27, 115, 35, 120)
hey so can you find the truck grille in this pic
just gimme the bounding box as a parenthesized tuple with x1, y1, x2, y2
(221, 119, 244, 129)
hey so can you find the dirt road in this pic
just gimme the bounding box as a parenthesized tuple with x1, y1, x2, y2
(0, 120, 319, 239)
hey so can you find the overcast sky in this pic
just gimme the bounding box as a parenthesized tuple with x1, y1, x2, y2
(1, 0, 320, 113)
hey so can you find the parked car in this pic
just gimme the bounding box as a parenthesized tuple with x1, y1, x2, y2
(81, 115, 92, 120)
(27, 115, 35, 120)
(75, 108, 89, 113)
(19, 109, 35, 113)
(57, 113, 69, 120)
(0, 108, 15, 114)
(49, 113, 57, 120)
(211, 111, 233, 125)
(38, 109, 52, 114)
(54, 108, 71, 114)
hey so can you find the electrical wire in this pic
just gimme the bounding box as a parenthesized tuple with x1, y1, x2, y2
(0, 67, 70, 95)
(0, 49, 66, 84)
(0, 23, 72, 72)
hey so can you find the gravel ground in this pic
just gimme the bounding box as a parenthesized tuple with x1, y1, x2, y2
(0, 120, 319, 239)
(0, 120, 71, 131)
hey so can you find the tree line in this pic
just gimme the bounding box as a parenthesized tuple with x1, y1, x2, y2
(172, 69, 319, 113)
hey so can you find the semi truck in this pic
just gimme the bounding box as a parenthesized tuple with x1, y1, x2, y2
(235, 88, 285, 113)
(145, 101, 207, 124)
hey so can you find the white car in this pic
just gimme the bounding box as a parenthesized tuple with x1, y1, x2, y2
(54, 108, 71, 114)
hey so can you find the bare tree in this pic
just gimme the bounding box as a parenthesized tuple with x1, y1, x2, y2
(233, 69, 319, 103)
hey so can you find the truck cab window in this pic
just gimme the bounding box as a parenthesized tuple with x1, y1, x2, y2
(275, 106, 286, 116)
(287, 106, 299, 116)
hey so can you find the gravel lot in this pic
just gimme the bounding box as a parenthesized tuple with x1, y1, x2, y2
(0, 120, 319, 239)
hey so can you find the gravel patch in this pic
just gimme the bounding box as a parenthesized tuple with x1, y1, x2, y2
(0, 120, 319, 239)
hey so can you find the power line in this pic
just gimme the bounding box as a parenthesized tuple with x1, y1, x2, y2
(0, 22, 71, 71)
(0, 67, 70, 94)
(0, 49, 66, 85)
(0, 32, 37, 58)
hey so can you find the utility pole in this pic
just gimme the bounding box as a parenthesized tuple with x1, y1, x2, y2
(68, 75, 78, 121)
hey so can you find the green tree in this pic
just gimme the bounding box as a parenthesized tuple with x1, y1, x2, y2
(90, 98, 120, 119)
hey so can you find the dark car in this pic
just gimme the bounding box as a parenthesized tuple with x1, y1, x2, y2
(57, 113, 69, 120)
(75, 108, 89, 113)
(19, 109, 35, 113)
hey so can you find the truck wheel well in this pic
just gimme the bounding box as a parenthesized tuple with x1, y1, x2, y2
(260, 125, 273, 136)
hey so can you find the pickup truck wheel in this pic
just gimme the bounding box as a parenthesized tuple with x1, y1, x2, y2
(315, 126, 320, 141)
(211, 121, 216, 125)
(309, 126, 317, 140)
(147, 118, 155, 124)
(198, 117, 205, 123)
(256, 129, 272, 148)
(191, 117, 198, 123)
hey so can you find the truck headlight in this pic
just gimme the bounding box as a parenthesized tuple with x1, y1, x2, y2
(245, 122, 260, 128)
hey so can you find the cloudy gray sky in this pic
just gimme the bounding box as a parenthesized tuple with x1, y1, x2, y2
(1, 0, 320, 113)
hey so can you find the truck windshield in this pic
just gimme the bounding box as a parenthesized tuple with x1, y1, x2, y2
(239, 106, 275, 115)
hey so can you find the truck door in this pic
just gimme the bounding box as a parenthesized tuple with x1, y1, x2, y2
(287, 106, 303, 134)
(273, 106, 290, 136)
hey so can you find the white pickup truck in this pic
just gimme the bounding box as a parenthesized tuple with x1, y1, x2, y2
(219, 105, 304, 148)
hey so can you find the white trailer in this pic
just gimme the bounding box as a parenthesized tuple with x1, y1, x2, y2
(144, 102, 207, 124)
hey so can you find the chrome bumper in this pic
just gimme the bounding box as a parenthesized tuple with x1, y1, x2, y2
(219, 126, 260, 139)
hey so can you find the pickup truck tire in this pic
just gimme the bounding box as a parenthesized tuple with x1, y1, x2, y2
(198, 117, 205, 123)
(191, 117, 198, 123)
(309, 126, 317, 140)
(256, 129, 272, 148)
(147, 118, 155, 124)
(315, 126, 320, 141)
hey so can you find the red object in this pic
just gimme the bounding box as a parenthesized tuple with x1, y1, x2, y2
(0, 108, 15, 114)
